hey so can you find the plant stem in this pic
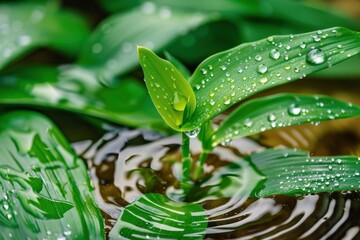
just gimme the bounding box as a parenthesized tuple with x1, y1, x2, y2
(181, 132, 191, 181)
(193, 151, 209, 179)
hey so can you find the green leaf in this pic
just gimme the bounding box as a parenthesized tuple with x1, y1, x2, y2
(183, 27, 360, 130)
(0, 65, 167, 131)
(0, 111, 104, 239)
(248, 148, 360, 197)
(0, 2, 90, 70)
(138, 47, 196, 131)
(109, 193, 207, 240)
(77, 8, 209, 80)
(211, 94, 360, 147)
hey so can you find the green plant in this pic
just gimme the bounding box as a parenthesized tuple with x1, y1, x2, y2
(1, 1, 360, 239)
(138, 26, 360, 181)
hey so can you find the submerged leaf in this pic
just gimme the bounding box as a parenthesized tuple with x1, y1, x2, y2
(211, 94, 360, 147)
(0, 111, 104, 239)
(0, 3, 90, 70)
(183, 27, 360, 130)
(249, 149, 360, 197)
(0, 65, 167, 131)
(109, 193, 207, 240)
(138, 47, 196, 131)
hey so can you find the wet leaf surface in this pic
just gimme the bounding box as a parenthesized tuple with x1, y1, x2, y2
(0, 111, 104, 239)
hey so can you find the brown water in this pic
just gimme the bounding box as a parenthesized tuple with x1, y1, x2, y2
(72, 123, 360, 240)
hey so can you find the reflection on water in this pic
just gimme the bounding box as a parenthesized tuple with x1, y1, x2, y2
(74, 128, 360, 239)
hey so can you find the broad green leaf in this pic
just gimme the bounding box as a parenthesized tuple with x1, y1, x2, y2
(138, 47, 196, 131)
(183, 27, 360, 130)
(248, 149, 360, 197)
(109, 193, 207, 240)
(77, 8, 209, 80)
(211, 94, 360, 147)
(0, 3, 90, 70)
(0, 111, 104, 239)
(0, 65, 167, 131)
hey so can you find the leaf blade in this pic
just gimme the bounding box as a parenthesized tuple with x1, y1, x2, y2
(211, 94, 360, 147)
(184, 27, 360, 130)
(0, 111, 104, 239)
(138, 47, 196, 131)
(77, 8, 209, 79)
(0, 65, 168, 131)
(0, 3, 90, 70)
(249, 149, 360, 197)
(109, 193, 207, 240)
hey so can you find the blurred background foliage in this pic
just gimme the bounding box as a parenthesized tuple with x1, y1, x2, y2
(0, 0, 359, 138)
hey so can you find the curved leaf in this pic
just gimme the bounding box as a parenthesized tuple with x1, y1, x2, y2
(211, 94, 360, 147)
(183, 27, 360, 130)
(0, 65, 167, 131)
(77, 8, 210, 80)
(0, 111, 104, 239)
(0, 2, 90, 70)
(249, 149, 360, 197)
(109, 193, 207, 240)
(138, 47, 196, 131)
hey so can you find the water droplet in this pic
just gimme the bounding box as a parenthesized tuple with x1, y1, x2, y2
(209, 99, 215, 106)
(257, 64, 268, 74)
(255, 55, 262, 61)
(259, 77, 268, 84)
(244, 118, 253, 127)
(18, 35, 32, 46)
(224, 99, 231, 105)
(237, 67, 243, 73)
(294, 67, 300, 73)
(337, 44, 342, 49)
(159, 7, 172, 19)
(269, 49, 281, 59)
(185, 128, 200, 138)
(312, 35, 321, 42)
(221, 138, 232, 146)
(201, 69, 207, 75)
(220, 66, 227, 71)
(300, 42, 306, 49)
(141, 2, 156, 14)
(288, 103, 301, 116)
(306, 48, 327, 65)
(172, 92, 187, 111)
(92, 43, 103, 54)
(268, 113, 276, 121)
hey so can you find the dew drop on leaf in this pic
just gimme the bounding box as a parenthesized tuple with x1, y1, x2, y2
(224, 99, 231, 105)
(288, 103, 302, 116)
(312, 35, 321, 42)
(255, 55, 262, 61)
(172, 92, 187, 111)
(300, 42, 306, 49)
(221, 138, 232, 146)
(269, 49, 281, 59)
(185, 128, 200, 138)
(306, 48, 327, 65)
(244, 118, 253, 127)
(257, 64, 268, 74)
(268, 113, 277, 122)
